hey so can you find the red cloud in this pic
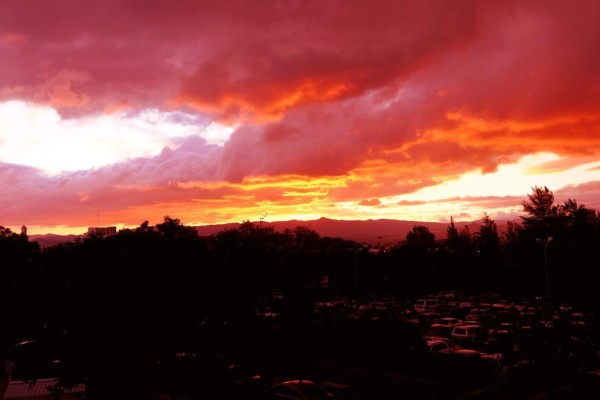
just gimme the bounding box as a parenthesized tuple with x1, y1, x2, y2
(1, 0, 598, 123)
(2, 1, 600, 230)
(1, 0, 479, 118)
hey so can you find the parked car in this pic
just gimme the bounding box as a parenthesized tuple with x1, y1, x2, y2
(414, 298, 440, 313)
(451, 324, 485, 345)
(426, 338, 462, 354)
(465, 310, 494, 325)
(431, 317, 464, 337)
(569, 312, 590, 328)
(451, 348, 481, 358)
(270, 380, 335, 399)
(438, 290, 459, 299)
(483, 329, 517, 355)
(431, 317, 463, 329)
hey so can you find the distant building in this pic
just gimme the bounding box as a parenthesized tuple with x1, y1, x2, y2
(20, 225, 27, 237)
(87, 226, 117, 236)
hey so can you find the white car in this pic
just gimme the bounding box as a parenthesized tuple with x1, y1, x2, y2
(451, 324, 484, 344)
(414, 298, 440, 313)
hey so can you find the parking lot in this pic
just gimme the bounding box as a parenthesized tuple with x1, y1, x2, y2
(4, 289, 600, 400)
(242, 289, 600, 399)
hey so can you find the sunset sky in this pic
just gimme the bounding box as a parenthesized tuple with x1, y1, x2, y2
(1, 0, 600, 235)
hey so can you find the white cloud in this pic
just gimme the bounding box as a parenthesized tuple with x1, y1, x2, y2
(0, 100, 234, 174)
(393, 152, 600, 202)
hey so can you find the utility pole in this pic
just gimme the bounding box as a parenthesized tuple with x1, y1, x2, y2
(536, 237, 553, 304)
(354, 247, 358, 295)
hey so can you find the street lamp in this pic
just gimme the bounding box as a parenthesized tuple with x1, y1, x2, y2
(536, 237, 553, 304)
(354, 247, 358, 295)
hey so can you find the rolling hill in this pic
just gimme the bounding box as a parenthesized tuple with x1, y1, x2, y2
(29, 217, 512, 248)
(195, 217, 507, 246)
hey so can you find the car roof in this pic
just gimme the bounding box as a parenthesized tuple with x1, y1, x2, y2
(423, 335, 450, 340)
(454, 349, 479, 355)
(426, 339, 449, 346)
(455, 323, 482, 328)
(276, 380, 319, 386)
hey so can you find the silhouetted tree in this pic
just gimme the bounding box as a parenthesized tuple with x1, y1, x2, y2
(135, 220, 153, 234)
(522, 186, 555, 222)
(156, 215, 198, 240)
(287, 226, 321, 252)
(502, 220, 522, 257)
(521, 186, 560, 239)
(476, 213, 500, 260)
(446, 217, 459, 244)
(446, 217, 472, 254)
(406, 225, 435, 246)
(559, 199, 596, 241)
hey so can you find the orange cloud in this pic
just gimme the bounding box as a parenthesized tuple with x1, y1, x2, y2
(359, 199, 382, 206)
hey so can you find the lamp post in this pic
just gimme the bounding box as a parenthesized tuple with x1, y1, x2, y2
(354, 247, 358, 295)
(536, 237, 553, 304)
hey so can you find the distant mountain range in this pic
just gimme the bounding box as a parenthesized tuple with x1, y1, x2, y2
(30, 217, 513, 248)
(194, 217, 503, 246)
(29, 234, 80, 248)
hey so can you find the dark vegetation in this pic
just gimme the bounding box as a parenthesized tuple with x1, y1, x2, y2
(1, 186, 600, 398)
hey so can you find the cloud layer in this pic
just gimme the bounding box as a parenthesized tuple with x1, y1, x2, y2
(1, 0, 600, 232)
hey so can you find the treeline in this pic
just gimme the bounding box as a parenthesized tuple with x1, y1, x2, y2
(0, 217, 362, 398)
(0, 186, 599, 397)
(1, 186, 599, 339)
(381, 186, 600, 302)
